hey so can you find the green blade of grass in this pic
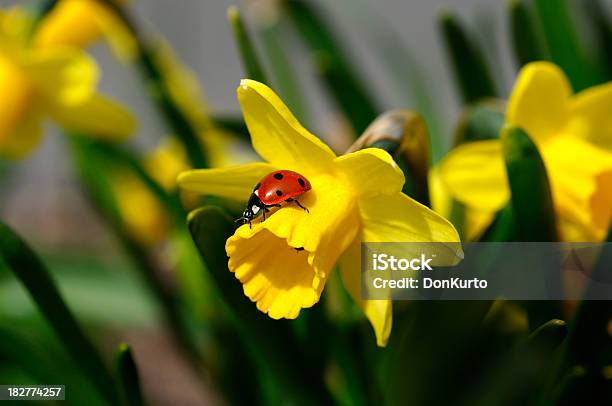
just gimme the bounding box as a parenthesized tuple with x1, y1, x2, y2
(538, 227, 612, 405)
(114, 343, 145, 406)
(0, 222, 118, 404)
(228, 6, 270, 84)
(585, 0, 612, 80)
(501, 126, 558, 241)
(256, 19, 310, 125)
(533, 0, 604, 90)
(68, 136, 206, 380)
(339, 0, 445, 160)
(284, 0, 378, 135)
(438, 9, 497, 104)
(509, 0, 548, 67)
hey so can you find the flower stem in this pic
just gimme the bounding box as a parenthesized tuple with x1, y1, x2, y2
(228, 6, 270, 84)
(99, 0, 209, 169)
(68, 136, 207, 380)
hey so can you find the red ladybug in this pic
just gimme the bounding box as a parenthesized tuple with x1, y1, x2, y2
(236, 170, 311, 227)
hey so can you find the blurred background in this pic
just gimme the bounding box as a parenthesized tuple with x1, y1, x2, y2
(1, 0, 522, 248)
(1, 0, 612, 405)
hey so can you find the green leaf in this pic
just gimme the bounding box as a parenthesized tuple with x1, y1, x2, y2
(68, 136, 206, 378)
(438, 8, 497, 104)
(533, 0, 603, 90)
(187, 206, 333, 405)
(256, 19, 310, 125)
(509, 0, 548, 67)
(228, 6, 270, 84)
(585, 0, 612, 80)
(478, 205, 518, 242)
(527, 319, 568, 352)
(0, 324, 107, 406)
(114, 343, 145, 406)
(501, 126, 558, 241)
(284, 0, 378, 135)
(464, 318, 567, 406)
(0, 222, 118, 404)
(339, 0, 445, 160)
(559, 226, 612, 370)
(211, 115, 250, 141)
(382, 302, 493, 405)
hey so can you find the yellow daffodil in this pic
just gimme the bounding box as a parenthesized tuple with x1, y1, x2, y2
(439, 62, 612, 241)
(0, 8, 135, 159)
(429, 166, 493, 241)
(34, 0, 136, 61)
(178, 80, 462, 346)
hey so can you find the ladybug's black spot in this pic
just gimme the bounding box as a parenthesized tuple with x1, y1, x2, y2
(275, 190, 283, 197)
(273, 173, 284, 180)
(297, 178, 306, 187)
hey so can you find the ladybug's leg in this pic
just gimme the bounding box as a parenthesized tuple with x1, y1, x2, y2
(290, 199, 309, 213)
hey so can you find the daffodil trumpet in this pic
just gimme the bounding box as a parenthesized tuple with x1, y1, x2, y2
(179, 79, 462, 347)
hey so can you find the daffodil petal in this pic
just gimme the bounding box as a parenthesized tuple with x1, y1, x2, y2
(226, 228, 327, 319)
(507, 62, 571, 140)
(25, 47, 99, 106)
(0, 110, 43, 159)
(178, 162, 278, 201)
(543, 136, 612, 240)
(0, 53, 34, 141)
(334, 148, 405, 197)
(360, 193, 463, 261)
(339, 236, 392, 347)
(438, 140, 509, 211)
(237, 79, 336, 173)
(569, 81, 612, 150)
(50, 95, 135, 141)
(34, 0, 106, 49)
(243, 174, 360, 278)
(96, 9, 138, 62)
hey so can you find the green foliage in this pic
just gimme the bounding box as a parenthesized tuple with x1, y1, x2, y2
(228, 6, 270, 84)
(114, 344, 145, 406)
(0, 222, 118, 404)
(501, 126, 558, 241)
(533, 0, 604, 90)
(509, 0, 548, 67)
(438, 9, 497, 104)
(284, 0, 379, 135)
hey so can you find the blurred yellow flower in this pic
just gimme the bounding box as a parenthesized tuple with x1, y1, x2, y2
(439, 62, 612, 241)
(429, 166, 493, 241)
(178, 80, 462, 346)
(0, 8, 135, 159)
(34, 0, 136, 61)
(113, 130, 253, 245)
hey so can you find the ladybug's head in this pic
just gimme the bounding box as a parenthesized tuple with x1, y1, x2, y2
(235, 193, 265, 228)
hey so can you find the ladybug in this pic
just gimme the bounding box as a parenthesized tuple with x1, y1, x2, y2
(236, 170, 311, 228)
